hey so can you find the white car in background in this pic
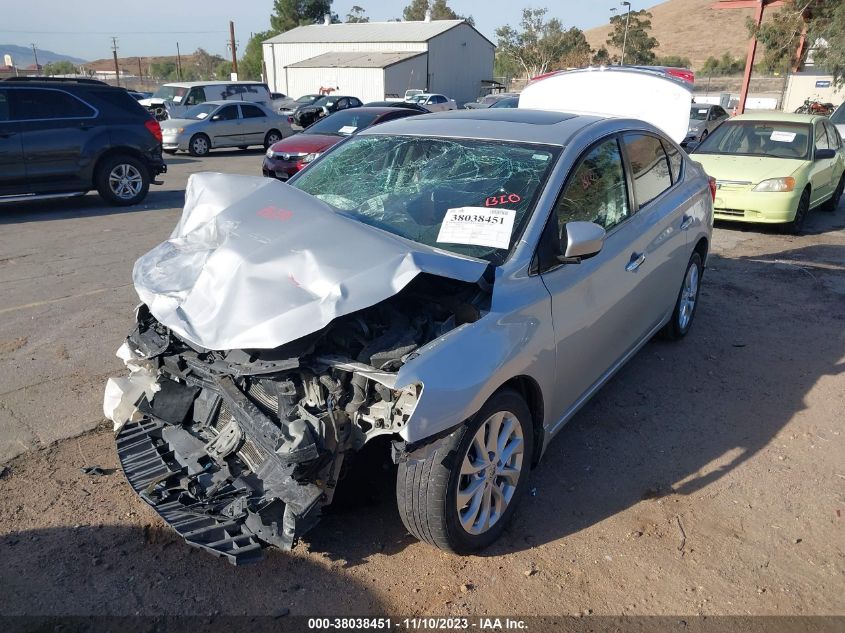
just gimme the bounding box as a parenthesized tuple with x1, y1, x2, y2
(410, 93, 457, 112)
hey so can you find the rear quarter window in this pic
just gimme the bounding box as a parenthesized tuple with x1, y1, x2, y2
(88, 89, 150, 117)
(662, 139, 684, 184)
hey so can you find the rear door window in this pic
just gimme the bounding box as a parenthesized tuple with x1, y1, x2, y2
(9, 88, 96, 120)
(240, 104, 265, 118)
(621, 133, 673, 209)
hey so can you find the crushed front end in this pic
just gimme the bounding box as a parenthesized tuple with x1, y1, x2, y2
(108, 274, 484, 564)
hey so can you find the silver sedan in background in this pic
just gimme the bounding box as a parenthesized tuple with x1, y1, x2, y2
(684, 103, 729, 148)
(160, 101, 293, 156)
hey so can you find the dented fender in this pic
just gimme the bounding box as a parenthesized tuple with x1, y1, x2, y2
(396, 268, 556, 445)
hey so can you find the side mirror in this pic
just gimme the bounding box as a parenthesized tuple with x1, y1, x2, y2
(815, 148, 836, 160)
(559, 221, 606, 263)
(685, 140, 701, 153)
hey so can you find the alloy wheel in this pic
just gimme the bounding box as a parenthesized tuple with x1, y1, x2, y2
(108, 164, 144, 200)
(456, 410, 524, 535)
(678, 261, 700, 330)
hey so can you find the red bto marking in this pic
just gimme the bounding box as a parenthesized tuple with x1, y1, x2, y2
(485, 193, 522, 207)
(257, 206, 294, 221)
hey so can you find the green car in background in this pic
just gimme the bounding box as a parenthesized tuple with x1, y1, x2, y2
(691, 113, 845, 233)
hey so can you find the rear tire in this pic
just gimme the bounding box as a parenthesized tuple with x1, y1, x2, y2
(95, 154, 150, 206)
(821, 174, 844, 212)
(264, 129, 283, 149)
(397, 389, 533, 554)
(661, 251, 703, 341)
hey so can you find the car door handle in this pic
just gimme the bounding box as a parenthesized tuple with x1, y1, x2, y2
(680, 215, 694, 230)
(0, 132, 14, 138)
(626, 252, 646, 272)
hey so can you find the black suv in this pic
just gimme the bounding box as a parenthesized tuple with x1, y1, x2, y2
(0, 78, 166, 206)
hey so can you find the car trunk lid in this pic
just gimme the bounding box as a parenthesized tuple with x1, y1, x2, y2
(518, 67, 693, 144)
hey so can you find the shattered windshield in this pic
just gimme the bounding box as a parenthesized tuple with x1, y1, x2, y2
(291, 135, 559, 263)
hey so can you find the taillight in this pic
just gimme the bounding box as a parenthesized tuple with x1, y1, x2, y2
(666, 68, 695, 85)
(144, 119, 162, 143)
(708, 176, 717, 202)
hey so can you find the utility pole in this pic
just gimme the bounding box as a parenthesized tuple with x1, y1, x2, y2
(111, 37, 120, 86)
(620, 1, 632, 66)
(30, 43, 39, 73)
(137, 56, 143, 79)
(228, 21, 238, 80)
(176, 42, 183, 80)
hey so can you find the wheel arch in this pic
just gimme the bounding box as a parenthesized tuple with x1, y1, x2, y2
(495, 375, 545, 467)
(693, 235, 709, 265)
(92, 146, 148, 185)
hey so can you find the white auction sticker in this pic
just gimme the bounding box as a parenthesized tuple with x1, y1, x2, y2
(770, 130, 796, 143)
(437, 206, 516, 249)
(338, 125, 357, 134)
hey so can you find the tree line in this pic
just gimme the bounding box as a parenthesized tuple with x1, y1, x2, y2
(41, 0, 841, 84)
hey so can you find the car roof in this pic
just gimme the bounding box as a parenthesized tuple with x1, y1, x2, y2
(731, 112, 821, 124)
(358, 108, 601, 145)
(162, 81, 266, 88)
(201, 100, 269, 107)
(339, 106, 417, 115)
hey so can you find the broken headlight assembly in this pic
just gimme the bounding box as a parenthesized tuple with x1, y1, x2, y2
(108, 274, 483, 564)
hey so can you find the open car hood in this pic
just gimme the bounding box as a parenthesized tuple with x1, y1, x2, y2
(133, 173, 488, 351)
(519, 67, 693, 144)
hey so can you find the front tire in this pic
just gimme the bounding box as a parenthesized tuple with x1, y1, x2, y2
(397, 389, 533, 554)
(95, 154, 150, 206)
(661, 251, 703, 341)
(188, 133, 211, 157)
(786, 189, 811, 234)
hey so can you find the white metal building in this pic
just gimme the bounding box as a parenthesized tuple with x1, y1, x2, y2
(263, 19, 495, 105)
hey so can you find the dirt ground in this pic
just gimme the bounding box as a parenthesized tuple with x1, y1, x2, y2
(1, 156, 843, 620)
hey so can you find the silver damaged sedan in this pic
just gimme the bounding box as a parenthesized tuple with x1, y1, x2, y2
(105, 69, 713, 563)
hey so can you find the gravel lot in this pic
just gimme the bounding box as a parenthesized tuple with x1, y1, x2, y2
(1, 148, 843, 618)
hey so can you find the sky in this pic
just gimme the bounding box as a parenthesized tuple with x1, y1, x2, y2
(0, 0, 645, 61)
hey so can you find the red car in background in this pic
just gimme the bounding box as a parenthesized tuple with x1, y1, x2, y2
(262, 107, 421, 180)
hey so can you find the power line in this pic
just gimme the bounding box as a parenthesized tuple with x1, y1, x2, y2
(0, 29, 228, 35)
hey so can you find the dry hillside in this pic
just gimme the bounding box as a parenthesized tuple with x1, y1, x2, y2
(584, 0, 766, 70)
(83, 53, 203, 76)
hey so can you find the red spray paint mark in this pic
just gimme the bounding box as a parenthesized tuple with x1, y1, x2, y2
(484, 193, 522, 207)
(257, 206, 294, 221)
